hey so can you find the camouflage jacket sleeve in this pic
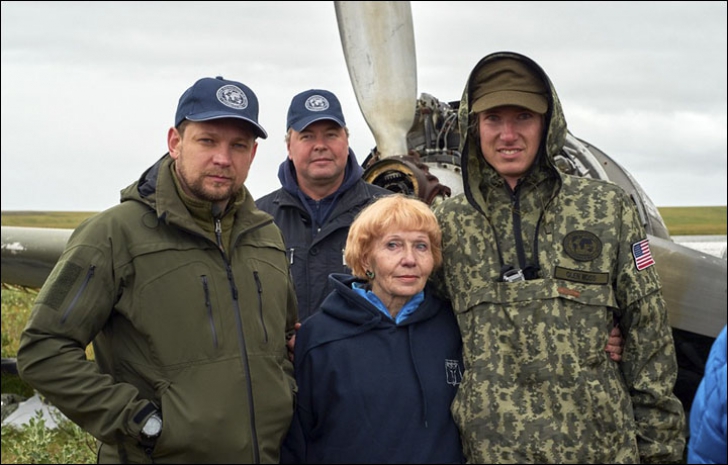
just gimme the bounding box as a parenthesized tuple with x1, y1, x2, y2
(615, 198, 686, 463)
(620, 293, 686, 463)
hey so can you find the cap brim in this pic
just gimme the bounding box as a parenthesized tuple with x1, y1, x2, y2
(185, 112, 268, 139)
(290, 115, 346, 132)
(471, 90, 548, 114)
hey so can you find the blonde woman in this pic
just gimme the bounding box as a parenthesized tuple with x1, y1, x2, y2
(281, 194, 464, 464)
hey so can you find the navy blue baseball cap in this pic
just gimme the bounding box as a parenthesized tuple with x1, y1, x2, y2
(286, 89, 346, 132)
(175, 76, 268, 139)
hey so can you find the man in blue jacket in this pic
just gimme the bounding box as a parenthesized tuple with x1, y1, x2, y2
(256, 89, 391, 323)
(688, 325, 727, 464)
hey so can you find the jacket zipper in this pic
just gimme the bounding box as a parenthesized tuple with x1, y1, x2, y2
(60, 265, 95, 324)
(200, 275, 219, 348)
(253, 271, 268, 343)
(511, 190, 528, 270)
(217, 227, 260, 464)
(215, 219, 224, 253)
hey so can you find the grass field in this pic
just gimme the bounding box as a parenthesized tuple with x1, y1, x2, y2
(0, 211, 98, 229)
(657, 206, 726, 235)
(2, 206, 726, 235)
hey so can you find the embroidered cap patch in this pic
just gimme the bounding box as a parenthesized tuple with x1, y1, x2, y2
(216, 85, 248, 110)
(304, 95, 330, 112)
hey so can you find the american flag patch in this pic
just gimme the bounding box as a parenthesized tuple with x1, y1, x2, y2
(632, 238, 655, 271)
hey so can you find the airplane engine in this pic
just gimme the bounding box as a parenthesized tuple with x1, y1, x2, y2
(361, 93, 460, 206)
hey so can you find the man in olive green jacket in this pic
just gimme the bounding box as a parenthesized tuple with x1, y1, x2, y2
(433, 52, 685, 463)
(17, 77, 298, 463)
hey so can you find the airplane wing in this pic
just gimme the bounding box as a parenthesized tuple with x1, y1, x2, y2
(1, 226, 71, 289)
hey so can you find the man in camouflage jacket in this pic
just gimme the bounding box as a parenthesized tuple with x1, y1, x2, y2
(432, 51, 685, 463)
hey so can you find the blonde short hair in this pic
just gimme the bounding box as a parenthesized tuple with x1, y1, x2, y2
(344, 194, 442, 279)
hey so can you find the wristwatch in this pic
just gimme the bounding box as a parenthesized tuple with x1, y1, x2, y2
(140, 411, 163, 440)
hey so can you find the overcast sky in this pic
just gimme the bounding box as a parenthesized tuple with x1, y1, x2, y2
(2, 1, 726, 211)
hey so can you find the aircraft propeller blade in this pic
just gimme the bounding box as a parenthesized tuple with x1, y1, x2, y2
(335, 1, 417, 158)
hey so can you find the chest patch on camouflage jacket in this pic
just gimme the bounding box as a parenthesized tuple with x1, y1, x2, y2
(563, 230, 602, 261)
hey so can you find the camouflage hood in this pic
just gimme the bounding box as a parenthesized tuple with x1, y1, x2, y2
(458, 51, 568, 213)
